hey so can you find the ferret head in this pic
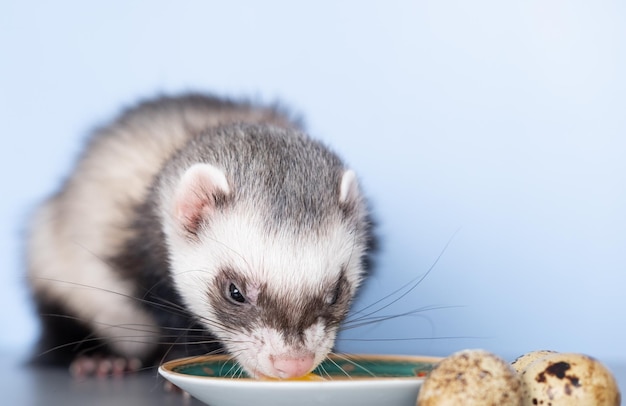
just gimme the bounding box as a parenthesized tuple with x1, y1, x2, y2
(159, 127, 372, 378)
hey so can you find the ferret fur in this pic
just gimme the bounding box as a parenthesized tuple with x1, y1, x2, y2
(25, 94, 374, 378)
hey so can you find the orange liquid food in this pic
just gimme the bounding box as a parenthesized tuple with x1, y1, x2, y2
(289, 373, 325, 381)
(263, 373, 325, 381)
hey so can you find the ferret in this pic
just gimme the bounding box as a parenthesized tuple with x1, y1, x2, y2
(25, 94, 374, 379)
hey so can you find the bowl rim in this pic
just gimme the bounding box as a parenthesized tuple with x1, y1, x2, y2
(159, 353, 443, 383)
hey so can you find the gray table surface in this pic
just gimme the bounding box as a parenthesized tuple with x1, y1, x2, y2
(2, 349, 624, 405)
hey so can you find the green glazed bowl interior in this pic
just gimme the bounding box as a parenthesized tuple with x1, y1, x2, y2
(169, 354, 438, 380)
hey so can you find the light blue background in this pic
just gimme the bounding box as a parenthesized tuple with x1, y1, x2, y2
(1, 1, 624, 364)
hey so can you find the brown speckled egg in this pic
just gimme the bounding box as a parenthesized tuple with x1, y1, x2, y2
(417, 349, 522, 406)
(520, 352, 621, 406)
(511, 350, 557, 374)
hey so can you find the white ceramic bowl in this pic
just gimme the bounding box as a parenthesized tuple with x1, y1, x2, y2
(159, 354, 441, 406)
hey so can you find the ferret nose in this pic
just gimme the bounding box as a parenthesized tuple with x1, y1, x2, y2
(272, 354, 315, 379)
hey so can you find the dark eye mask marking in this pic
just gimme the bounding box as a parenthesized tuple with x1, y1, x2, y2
(208, 268, 352, 346)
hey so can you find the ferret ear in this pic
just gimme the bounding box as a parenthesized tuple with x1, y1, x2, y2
(339, 169, 360, 208)
(173, 163, 231, 236)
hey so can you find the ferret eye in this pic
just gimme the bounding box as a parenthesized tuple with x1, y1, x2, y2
(228, 283, 246, 304)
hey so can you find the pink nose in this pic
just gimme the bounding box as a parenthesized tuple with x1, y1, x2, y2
(271, 355, 315, 378)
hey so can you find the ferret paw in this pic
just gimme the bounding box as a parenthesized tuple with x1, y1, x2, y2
(69, 355, 143, 379)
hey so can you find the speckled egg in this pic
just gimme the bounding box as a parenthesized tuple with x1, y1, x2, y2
(511, 350, 557, 374)
(520, 352, 621, 406)
(417, 349, 522, 406)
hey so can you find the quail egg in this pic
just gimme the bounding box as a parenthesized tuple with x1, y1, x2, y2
(511, 350, 557, 374)
(417, 349, 522, 405)
(520, 352, 620, 406)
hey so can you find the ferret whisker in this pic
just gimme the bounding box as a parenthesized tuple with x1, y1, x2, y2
(142, 287, 189, 312)
(38, 333, 228, 360)
(159, 338, 225, 346)
(36, 336, 109, 358)
(153, 326, 208, 333)
(341, 304, 465, 330)
(224, 358, 242, 378)
(32, 277, 194, 320)
(180, 339, 229, 347)
(38, 314, 161, 334)
(237, 366, 246, 379)
(346, 228, 460, 321)
(216, 353, 239, 377)
(68, 245, 213, 324)
(324, 353, 352, 379)
(317, 363, 331, 380)
(159, 319, 201, 366)
(61, 248, 199, 318)
(336, 335, 483, 342)
(35, 312, 235, 356)
(331, 352, 377, 378)
(192, 314, 237, 333)
(33, 276, 240, 339)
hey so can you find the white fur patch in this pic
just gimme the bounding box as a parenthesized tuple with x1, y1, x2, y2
(222, 322, 335, 378)
(27, 203, 160, 359)
(165, 204, 364, 321)
(163, 202, 366, 377)
(25, 97, 303, 362)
